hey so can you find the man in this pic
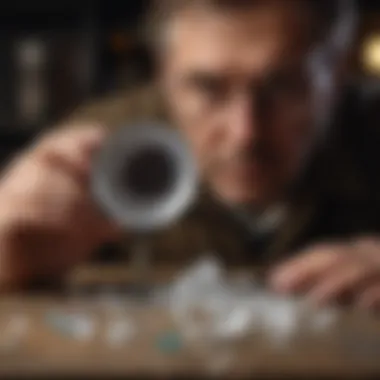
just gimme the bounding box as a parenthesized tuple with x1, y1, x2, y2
(0, 0, 380, 309)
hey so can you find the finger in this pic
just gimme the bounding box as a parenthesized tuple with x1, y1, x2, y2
(36, 126, 107, 184)
(269, 244, 346, 294)
(35, 124, 106, 153)
(39, 125, 106, 160)
(358, 283, 380, 311)
(309, 262, 374, 306)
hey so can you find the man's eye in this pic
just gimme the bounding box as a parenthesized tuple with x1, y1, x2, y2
(191, 77, 225, 99)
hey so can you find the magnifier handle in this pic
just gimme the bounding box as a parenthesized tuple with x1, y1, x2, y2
(130, 236, 153, 296)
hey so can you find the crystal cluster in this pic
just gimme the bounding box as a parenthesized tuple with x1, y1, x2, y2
(167, 256, 339, 348)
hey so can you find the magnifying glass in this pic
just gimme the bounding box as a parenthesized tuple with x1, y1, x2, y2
(91, 122, 199, 295)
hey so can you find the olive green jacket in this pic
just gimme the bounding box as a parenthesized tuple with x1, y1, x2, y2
(63, 82, 380, 275)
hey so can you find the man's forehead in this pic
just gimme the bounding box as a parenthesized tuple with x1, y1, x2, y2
(165, 3, 314, 73)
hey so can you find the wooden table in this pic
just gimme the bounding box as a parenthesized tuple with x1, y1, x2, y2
(0, 265, 380, 379)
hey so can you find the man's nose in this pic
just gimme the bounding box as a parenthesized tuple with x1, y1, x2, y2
(225, 95, 261, 145)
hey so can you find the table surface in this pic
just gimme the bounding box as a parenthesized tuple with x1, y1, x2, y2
(1, 265, 380, 379)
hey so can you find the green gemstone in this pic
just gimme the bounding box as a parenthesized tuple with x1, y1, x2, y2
(156, 331, 182, 353)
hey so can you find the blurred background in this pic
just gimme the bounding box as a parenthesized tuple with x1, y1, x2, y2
(0, 0, 380, 165)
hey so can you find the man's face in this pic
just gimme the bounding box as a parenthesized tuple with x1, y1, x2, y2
(160, 2, 338, 208)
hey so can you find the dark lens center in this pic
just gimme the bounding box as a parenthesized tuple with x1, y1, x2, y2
(122, 146, 175, 199)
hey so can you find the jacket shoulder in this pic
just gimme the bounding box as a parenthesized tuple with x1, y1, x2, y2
(60, 84, 165, 130)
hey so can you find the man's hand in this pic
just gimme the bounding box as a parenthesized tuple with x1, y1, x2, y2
(0, 125, 121, 290)
(269, 238, 380, 310)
